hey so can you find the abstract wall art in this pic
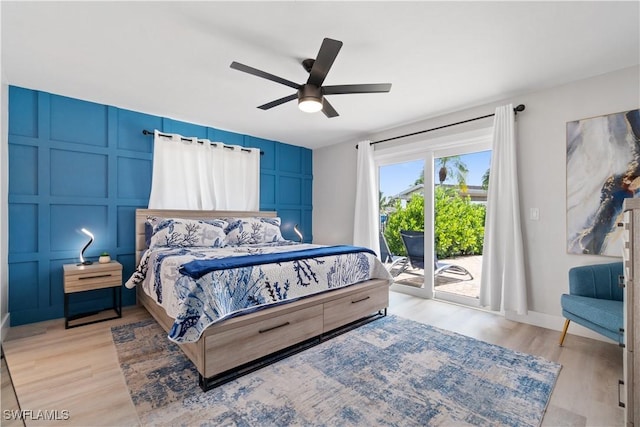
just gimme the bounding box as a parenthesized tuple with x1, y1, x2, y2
(567, 109, 640, 256)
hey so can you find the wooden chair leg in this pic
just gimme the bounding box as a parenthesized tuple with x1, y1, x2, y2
(559, 318, 570, 346)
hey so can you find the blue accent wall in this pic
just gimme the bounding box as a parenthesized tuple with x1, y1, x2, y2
(8, 86, 313, 326)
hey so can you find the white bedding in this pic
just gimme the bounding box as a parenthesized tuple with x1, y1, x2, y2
(126, 241, 392, 343)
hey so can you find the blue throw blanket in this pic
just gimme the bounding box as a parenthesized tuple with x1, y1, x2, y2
(179, 245, 376, 279)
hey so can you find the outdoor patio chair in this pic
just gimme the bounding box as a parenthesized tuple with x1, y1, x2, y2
(399, 230, 473, 280)
(379, 232, 408, 277)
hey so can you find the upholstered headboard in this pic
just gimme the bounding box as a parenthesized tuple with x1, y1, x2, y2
(134, 209, 277, 264)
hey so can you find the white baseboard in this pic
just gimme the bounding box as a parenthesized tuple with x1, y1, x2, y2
(391, 289, 617, 345)
(505, 309, 616, 344)
(1, 313, 9, 345)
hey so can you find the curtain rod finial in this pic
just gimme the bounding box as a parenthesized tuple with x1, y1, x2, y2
(514, 104, 525, 113)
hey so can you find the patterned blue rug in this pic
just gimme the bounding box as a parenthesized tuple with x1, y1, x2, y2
(112, 315, 560, 426)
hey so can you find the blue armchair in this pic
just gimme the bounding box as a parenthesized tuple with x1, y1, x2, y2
(559, 262, 624, 346)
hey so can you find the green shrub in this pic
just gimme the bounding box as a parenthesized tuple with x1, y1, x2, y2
(383, 186, 485, 259)
(384, 195, 424, 257)
(434, 186, 485, 258)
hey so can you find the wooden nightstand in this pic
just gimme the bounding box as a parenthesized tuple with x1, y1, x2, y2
(63, 261, 123, 329)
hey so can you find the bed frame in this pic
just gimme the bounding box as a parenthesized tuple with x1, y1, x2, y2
(135, 209, 390, 391)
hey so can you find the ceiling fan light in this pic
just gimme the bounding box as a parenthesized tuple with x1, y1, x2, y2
(298, 98, 323, 113)
(298, 84, 323, 113)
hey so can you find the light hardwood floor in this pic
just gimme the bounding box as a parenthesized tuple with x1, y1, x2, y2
(2, 355, 24, 427)
(2, 291, 624, 426)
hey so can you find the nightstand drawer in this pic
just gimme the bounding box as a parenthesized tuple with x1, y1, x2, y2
(64, 272, 122, 293)
(63, 262, 123, 293)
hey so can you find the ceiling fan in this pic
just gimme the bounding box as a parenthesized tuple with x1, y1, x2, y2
(230, 38, 392, 118)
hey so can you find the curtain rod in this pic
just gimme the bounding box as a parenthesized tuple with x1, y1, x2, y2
(357, 104, 525, 148)
(142, 129, 264, 155)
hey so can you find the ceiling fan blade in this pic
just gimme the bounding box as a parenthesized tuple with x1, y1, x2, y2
(258, 93, 298, 110)
(307, 38, 343, 87)
(322, 83, 392, 95)
(322, 98, 339, 118)
(230, 61, 300, 90)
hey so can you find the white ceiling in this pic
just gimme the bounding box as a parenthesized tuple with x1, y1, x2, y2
(2, 1, 639, 149)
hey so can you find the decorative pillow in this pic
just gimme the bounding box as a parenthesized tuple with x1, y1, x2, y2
(223, 217, 285, 246)
(146, 217, 228, 249)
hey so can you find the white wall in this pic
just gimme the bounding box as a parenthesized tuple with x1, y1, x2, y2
(1, 80, 8, 343)
(313, 140, 358, 246)
(313, 66, 640, 334)
(1, 2, 9, 343)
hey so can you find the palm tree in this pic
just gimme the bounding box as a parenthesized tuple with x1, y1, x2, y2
(436, 156, 469, 189)
(379, 191, 392, 211)
(481, 168, 490, 190)
(414, 168, 424, 185)
(379, 191, 395, 231)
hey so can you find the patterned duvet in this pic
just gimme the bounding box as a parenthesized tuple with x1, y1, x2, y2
(126, 242, 392, 343)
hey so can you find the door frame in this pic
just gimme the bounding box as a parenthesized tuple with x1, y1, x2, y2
(374, 127, 492, 300)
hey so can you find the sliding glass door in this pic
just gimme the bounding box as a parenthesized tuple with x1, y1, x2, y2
(432, 149, 491, 307)
(375, 127, 492, 302)
(379, 159, 427, 291)
(377, 152, 434, 299)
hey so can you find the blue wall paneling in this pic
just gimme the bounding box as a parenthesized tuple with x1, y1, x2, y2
(8, 86, 313, 326)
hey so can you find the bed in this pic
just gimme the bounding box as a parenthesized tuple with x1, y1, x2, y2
(129, 208, 392, 390)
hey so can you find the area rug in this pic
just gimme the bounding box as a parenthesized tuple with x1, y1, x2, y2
(112, 316, 561, 426)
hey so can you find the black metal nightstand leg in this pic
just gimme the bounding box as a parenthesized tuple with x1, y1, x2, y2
(116, 286, 122, 317)
(64, 293, 69, 329)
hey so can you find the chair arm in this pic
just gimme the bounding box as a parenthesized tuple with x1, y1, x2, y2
(568, 262, 624, 301)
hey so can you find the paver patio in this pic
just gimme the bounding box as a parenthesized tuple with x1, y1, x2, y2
(391, 254, 482, 299)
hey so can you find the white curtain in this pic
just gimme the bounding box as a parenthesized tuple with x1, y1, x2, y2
(148, 131, 260, 210)
(479, 104, 528, 314)
(353, 140, 381, 256)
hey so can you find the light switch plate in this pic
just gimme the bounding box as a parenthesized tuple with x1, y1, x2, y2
(530, 208, 540, 221)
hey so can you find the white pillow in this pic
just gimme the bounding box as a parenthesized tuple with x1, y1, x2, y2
(146, 217, 228, 249)
(223, 217, 285, 246)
